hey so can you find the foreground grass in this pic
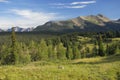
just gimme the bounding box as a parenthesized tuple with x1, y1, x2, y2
(0, 54, 120, 80)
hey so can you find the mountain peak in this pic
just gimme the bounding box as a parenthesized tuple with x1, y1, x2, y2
(6, 27, 34, 32)
(34, 14, 120, 32)
(97, 14, 104, 17)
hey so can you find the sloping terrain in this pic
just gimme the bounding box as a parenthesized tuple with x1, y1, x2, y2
(0, 54, 120, 80)
(34, 14, 120, 33)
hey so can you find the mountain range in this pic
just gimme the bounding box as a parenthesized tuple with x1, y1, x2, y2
(34, 14, 120, 33)
(0, 14, 120, 33)
(0, 27, 34, 32)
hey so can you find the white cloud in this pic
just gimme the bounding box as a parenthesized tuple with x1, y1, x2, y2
(11, 9, 57, 22)
(60, 5, 87, 9)
(51, 0, 96, 9)
(0, 0, 9, 3)
(71, 1, 96, 5)
(0, 9, 63, 29)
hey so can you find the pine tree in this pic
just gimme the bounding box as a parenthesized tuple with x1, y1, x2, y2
(48, 44, 54, 60)
(98, 35, 105, 56)
(92, 41, 98, 57)
(17, 42, 31, 64)
(11, 27, 19, 64)
(37, 39, 48, 60)
(108, 42, 119, 55)
(66, 44, 73, 60)
(72, 42, 80, 59)
(53, 46, 57, 60)
(106, 44, 109, 56)
(0, 45, 12, 64)
(29, 40, 37, 61)
(92, 46, 98, 57)
(11, 27, 16, 48)
(115, 45, 120, 54)
(2, 27, 18, 65)
(56, 43, 66, 60)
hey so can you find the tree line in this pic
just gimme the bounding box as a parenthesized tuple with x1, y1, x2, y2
(0, 28, 119, 65)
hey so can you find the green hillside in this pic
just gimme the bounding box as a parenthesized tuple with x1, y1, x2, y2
(0, 54, 120, 80)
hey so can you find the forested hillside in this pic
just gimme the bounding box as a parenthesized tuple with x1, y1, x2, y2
(0, 28, 120, 65)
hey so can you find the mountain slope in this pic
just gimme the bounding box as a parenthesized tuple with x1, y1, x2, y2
(34, 14, 120, 33)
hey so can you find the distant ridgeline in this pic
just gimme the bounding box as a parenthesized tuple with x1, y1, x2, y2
(0, 27, 34, 32)
(34, 14, 120, 33)
(0, 14, 120, 33)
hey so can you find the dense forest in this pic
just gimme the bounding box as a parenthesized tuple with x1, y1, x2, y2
(0, 28, 120, 65)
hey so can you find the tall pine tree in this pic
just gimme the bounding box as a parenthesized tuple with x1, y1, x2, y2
(98, 35, 105, 56)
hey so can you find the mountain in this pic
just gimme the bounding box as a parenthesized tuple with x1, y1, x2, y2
(34, 14, 120, 33)
(0, 29, 3, 32)
(117, 19, 120, 22)
(7, 27, 34, 32)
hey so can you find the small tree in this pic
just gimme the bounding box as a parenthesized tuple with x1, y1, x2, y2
(29, 40, 37, 61)
(48, 44, 54, 60)
(92, 41, 98, 57)
(98, 35, 105, 56)
(17, 42, 31, 64)
(0, 45, 12, 65)
(107, 42, 119, 55)
(56, 43, 66, 60)
(37, 39, 48, 60)
(66, 44, 73, 60)
(72, 42, 80, 59)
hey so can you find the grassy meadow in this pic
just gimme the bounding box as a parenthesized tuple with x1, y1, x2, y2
(0, 54, 120, 80)
(0, 33, 119, 80)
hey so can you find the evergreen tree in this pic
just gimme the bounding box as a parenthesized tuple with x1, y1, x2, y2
(53, 46, 57, 60)
(1, 28, 18, 64)
(37, 39, 48, 60)
(56, 43, 66, 60)
(98, 35, 105, 56)
(106, 44, 109, 56)
(72, 42, 80, 59)
(11, 27, 19, 64)
(92, 41, 98, 57)
(29, 40, 37, 61)
(0, 45, 12, 64)
(48, 44, 54, 60)
(115, 45, 120, 54)
(108, 42, 119, 55)
(92, 46, 98, 57)
(66, 44, 73, 60)
(17, 42, 31, 64)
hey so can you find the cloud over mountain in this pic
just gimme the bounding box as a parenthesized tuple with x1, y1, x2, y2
(0, 9, 62, 29)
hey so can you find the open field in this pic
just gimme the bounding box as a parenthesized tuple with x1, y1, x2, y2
(0, 54, 120, 80)
(112, 38, 120, 41)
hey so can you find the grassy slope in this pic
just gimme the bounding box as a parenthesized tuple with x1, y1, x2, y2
(0, 54, 120, 80)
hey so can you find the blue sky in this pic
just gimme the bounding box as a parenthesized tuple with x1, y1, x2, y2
(0, 0, 120, 29)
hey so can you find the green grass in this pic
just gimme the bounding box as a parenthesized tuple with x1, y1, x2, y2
(112, 38, 120, 41)
(0, 54, 120, 80)
(77, 36, 91, 43)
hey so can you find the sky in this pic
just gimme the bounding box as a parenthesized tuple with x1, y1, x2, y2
(0, 0, 120, 29)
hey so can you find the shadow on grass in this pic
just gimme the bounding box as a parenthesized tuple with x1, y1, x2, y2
(73, 54, 120, 65)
